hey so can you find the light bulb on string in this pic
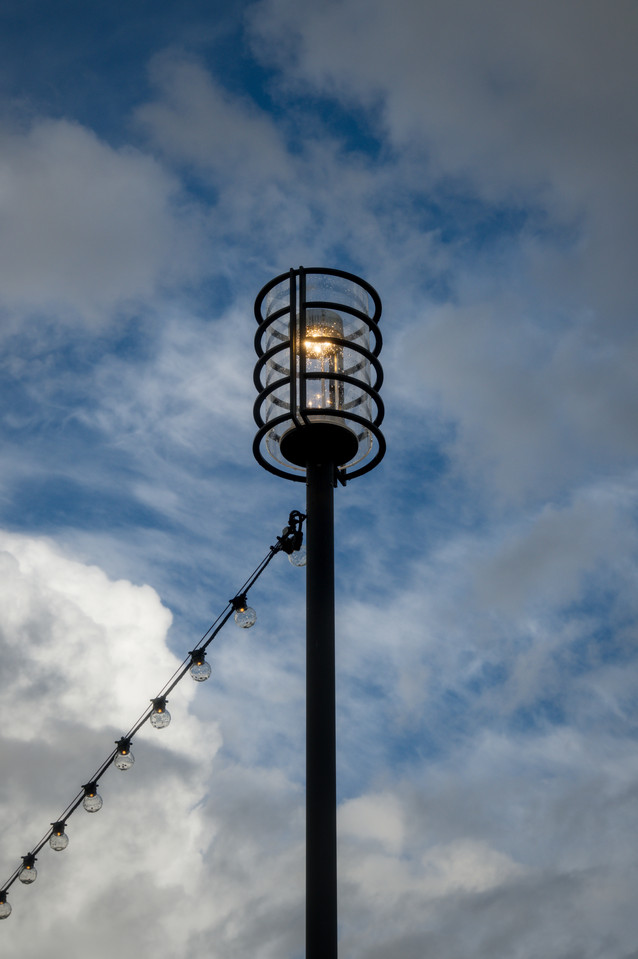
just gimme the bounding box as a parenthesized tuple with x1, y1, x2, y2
(231, 593, 256, 628)
(114, 737, 135, 770)
(289, 546, 306, 567)
(82, 782, 103, 813)
(150, 697, 171, 728)
(189, 649, 212, 682)
(18, 854, 37, 884)
(0, 891, 11, 920)
(49, 822, 69, 851)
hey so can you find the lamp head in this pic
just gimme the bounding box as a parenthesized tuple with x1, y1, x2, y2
(253, 267, 384, 482)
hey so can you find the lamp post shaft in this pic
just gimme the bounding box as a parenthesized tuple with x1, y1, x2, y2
(253, 266, 384, 958)
(305, 460, 338, 959)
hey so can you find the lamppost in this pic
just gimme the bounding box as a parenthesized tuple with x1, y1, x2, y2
(253, 267, 385, 959)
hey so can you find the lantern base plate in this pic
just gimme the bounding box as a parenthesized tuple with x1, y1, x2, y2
(280, 422, 358, 468)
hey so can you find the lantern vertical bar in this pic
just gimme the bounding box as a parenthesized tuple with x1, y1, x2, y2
(289, 268, 299, 427)
(299, 266, 308, 419)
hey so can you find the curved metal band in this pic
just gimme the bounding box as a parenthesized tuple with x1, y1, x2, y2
(255, 299, 382, 360)
(254, 370, 385, 431)
(253, 335, 384, 395)
(252, 413, 386, 482)
(299, 300, 383, 356)
(255, 266, 382, 328)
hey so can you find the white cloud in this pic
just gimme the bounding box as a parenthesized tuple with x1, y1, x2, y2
(3, 513, 638, 959)
(249, 0, 638, 371)
(0, 530, 181, 738)
(340, 791, 405, 854)
(136, 51, 291, 184)
(333, 727, 638, 958)
(0, 117, 199, 321)
(83, 307, 255, 462)
(133, 49, 450, 294)
(249, 0, 637, 201)
(393, 296, 638, 502)
(0, 529, 305, 957)
(472, 485, 638, 615)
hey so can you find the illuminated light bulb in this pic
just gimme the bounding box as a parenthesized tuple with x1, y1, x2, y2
(189, 649, 212, 682)
(289, 546, 306, 567)
(234, 606, 257, 628)
(83, 782, 103, 813)
(114, 737, 135, 770)
(232, 594, 256, 628)
(18, 854, 37, 884)
(304, 331, 338, 357)
(0, 891, 11, 920)
(0, 892, 10, 919)
(150, 697, 171, 728)
(303, 310, 345, 411)
(49, 822, 69, 852)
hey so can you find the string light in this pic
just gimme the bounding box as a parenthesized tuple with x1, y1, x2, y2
(49, 822, 69, 852)
(0, 511, 306, 916)
(18, 855, 37, 884)
(232, 593, 257, 628)
(289, 546, 306, 567)
(189, 649, 212, 682)
(114, 737, 135, 771)
(0, 891, 11, 919)
(82, 782, 103, 813)
(150, 697, 171, 729)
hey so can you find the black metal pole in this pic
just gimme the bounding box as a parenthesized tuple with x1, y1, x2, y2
(305, 459, 338, 959)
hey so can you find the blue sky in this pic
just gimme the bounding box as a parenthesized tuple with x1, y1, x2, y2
(1, 1, 638, 956)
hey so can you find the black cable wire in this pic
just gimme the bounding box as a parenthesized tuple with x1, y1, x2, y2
(0, 512, 305, 901)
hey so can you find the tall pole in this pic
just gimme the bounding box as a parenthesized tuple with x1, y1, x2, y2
(305, 461, 337, 959)
(253, 266, 384, 959)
